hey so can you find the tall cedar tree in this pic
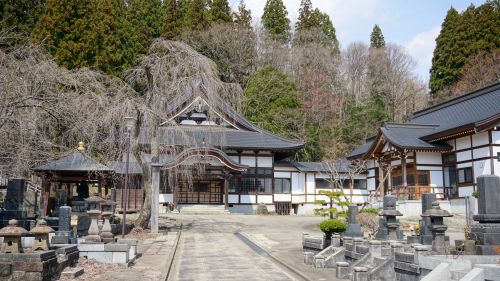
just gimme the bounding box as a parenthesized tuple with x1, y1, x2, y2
(163, 0, 183, 39)
(296, 0, 314, 30)
(209, 0, 232, 23)
(262, 0, 290, 42)
(185, 0, 210, 30)
(295, 2, 338, 51)
(0, 0, 44, 35)
(370, 24, 385, 48)
(233, 0, 252, 28)
(127, 0, 163, 53)
(430, 2, 500, 95)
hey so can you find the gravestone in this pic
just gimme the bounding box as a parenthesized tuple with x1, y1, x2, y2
(420, 193, 436, 245)
(51, 206, 75, 244)
(343, 204, 363, 237)
(380, 200, 403, 240)
(375, 195, 403, 240)
(470, 175, 500, 255)
(0, 179, 28, 229)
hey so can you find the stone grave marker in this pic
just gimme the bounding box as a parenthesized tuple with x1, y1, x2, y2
(343, 204, 363, 237)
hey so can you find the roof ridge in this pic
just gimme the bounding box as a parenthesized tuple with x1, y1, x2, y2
(412, 81, 500, 119)
(383, 123, 440, 129)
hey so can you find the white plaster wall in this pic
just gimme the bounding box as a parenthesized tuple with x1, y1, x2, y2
(457, 151, 472, 162)
(368, 178, 376, 190)
(457, 163, 473, 169)
(368, 168, 375, 178)
(473, 147, 490, 159)
(459, 186, 474, 197)
(297, 172, 305, 193)
(472, 132, 489, 146)
(274, 171, 291, 178)
(291, 172, 302, 194)
(240, 156, 255, 167)
(228, 194, 239, 203)
(159, 194, 173, 203)
(493, 130, 500, 144)
(240, 194, 256, 204)
(274, 194, 292, 202)
(306, 173, 315, 202)
(257, 195, 273, 204)
(257, 156, 273, 167)
(446, 139, 455, 150)
(417, 166, 443, 171)
(391, 159, 401, 166)
(228, 155, 239, 164)
(292, 195, 306, 203)
(473, 160, 491, 182)
(494, 146, 500, 176)
(416, 152, 443, 165)
(430, 170, 444, 186)
(456, 136, 471, 150)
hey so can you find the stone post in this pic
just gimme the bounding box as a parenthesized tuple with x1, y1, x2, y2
(413, 245, 430, 264)
(343, 236, 353, 246)
(391, 242, 404, 256)
(352, 266, 368, 281)
(331, 234, 341, 247)
(303, 252, 314, 265)
(344, 205, 363, 237)
(420, 193, 437, 245)
(369, 240, 382, 257)
(336, 262, 350, 279)
(314, 255, 325, 268)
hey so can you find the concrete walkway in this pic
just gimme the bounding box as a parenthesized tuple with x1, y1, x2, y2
(168, 215, 336, 281)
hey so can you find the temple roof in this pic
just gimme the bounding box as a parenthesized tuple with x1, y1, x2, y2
(348, 82, 500, 159)
(33, 150, 113, 173)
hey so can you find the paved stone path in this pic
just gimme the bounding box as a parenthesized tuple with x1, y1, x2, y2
(90, 233, 178, 281)
(169, 217, 298, 281)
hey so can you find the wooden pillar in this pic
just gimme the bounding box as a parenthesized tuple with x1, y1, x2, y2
(224, 175, 229, 209)
(401, 151, 407, 187)
(151, 166, 160, 234)
(377, 158, 385, 199)
(41, 179, 51, 216)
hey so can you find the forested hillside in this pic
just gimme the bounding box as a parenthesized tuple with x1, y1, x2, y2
(0, 0, 498, 172)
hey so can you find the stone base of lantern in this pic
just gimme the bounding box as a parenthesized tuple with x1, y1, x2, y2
(101, 232, 115, 244)
(83, 234, 102, 244)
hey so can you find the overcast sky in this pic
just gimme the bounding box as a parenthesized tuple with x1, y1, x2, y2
(228, 0, 485, 83)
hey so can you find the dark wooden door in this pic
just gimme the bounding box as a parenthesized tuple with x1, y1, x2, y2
(178, 180, 223, 204)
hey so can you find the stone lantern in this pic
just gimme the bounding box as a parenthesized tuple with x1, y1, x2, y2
(421, 201, 453, 254)
(100, 195, 116, 243)
(84, 193, 103, 243)
(0, 219, 28, 253)
(380, 201, 403, 240)
(30, 219, 55, 251)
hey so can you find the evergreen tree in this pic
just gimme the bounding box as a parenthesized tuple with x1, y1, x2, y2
(262, 0, 290, 42)
(163, 0, 183, 39)
(430, 2, 499, 95)
(185, 0, 210, 30)
(209, 0, 232, 24)
(127, 0, 163, 53)
(295, 0, 314, 30)
(311, 9, 338, 50)
(0, 0, 44, 35)
(370, 24, 385, 48)
(429, 7, 462, 94)
(32, 0, 139, 75)
(243, 66, 300, 138)
(233, 0, 252, 28)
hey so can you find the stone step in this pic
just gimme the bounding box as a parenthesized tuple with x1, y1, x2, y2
(179, 205, 230, 215)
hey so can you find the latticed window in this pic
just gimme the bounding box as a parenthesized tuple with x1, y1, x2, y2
(274, 178, 291, 193)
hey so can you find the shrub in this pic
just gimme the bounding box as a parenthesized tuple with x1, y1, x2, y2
(319, 219, 347, 237)
(356, 213, 378, 235)
(360, 207, 379, 215)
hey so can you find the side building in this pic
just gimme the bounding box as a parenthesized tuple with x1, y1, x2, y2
(348, 82, 500, 200)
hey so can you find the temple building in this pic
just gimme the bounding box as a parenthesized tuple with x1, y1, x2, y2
(143, 84, 369, 218)
(347, 82, 500, 200)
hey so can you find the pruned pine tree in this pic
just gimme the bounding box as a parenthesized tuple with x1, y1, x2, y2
(262, 0, 290, 42)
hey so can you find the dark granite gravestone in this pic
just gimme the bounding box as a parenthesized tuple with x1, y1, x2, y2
(51, 206, 74, 244)
(343, 204, 363, 237)
(0, 179, 29, 229)
(77, 214, 91, 237)
(420, 193, 436, 245)
(470, 175, 500, 255)
(375, 195, 403, 240)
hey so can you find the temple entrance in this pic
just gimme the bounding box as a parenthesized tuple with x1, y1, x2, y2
(177, 180, 223, 204)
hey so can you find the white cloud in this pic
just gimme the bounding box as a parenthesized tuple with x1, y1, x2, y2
(405, 26, 440, 81)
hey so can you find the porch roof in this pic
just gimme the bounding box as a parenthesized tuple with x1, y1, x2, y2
(33, 150, 113, 173)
